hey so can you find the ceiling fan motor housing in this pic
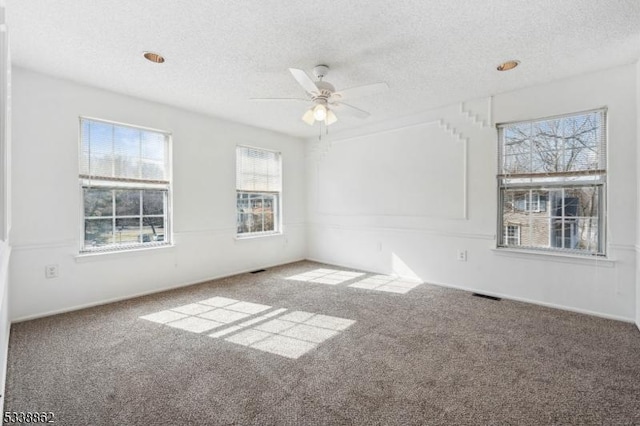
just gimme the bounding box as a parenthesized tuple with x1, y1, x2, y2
(312, 80, 335, 104)
(313, 64, 330, 80)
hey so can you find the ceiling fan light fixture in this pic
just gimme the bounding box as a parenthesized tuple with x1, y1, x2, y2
(497, 60, 519, 71)
(302, 108, 315, 125)
(326, 109, 338, 125)
(313, 104, 327, 121)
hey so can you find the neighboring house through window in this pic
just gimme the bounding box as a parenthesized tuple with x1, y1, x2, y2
(80, 118, 171, 252)
(236, 146, 281, 236)
(497, 109, 606, 255)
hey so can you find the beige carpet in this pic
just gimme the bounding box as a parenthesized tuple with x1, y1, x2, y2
(4, 260, 640, 425)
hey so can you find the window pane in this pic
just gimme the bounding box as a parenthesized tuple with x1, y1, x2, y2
(565, 187, 598, 217)
(142, 132, 166, 161)
(142, 217, 165, 242)
(113, 126, 140, 179)
(262, 194, 275, 232)
(142, 161, 165, 181)
(142, 190, 165, 215)
(115, 190, 141, 216)
(531, 119, 563, 173)
(84, 188, 113, 217)
(500, 111, 604, 175)
(85, 218, 113, 248)
(115, 218, 141, 244)
(498, 110, 605, 255)
(86, 121, 114, 177)
(500, 186, 600, 253)
(502, 123, 530, 174)
(236, 146, 281, 192)
(80, 118, 171, 252)
(236, 192, 278, 234)
(81, 118, 169, 182)
(236, 146, 281, 236)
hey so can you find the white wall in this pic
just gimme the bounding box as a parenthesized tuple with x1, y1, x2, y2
(0, 0, 11, 408)
(636, 60, 640, 329)
(10, 67, 307, 321)
(308, 64, 637, 322)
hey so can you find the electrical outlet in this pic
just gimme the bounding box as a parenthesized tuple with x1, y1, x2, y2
(456, 250, 467, 262)
(45, 264, 59, 279)
(377, 242, 382, 252)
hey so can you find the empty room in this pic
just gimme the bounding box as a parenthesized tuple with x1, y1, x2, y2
(0, 1, 639, 425)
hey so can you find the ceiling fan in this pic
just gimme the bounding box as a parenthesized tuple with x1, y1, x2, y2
(252, 64, 388, 126)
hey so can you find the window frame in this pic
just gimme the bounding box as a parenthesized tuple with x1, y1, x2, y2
(78, 117, 173, 253)
(235, 145, 282, 238)
(496, 108, 606, 256)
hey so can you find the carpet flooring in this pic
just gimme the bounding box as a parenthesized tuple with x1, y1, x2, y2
(4, 260, 640, 425)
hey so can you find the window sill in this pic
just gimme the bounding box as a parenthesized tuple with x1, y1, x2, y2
(492, 247, 615, 267)
(75, 243, 175, 263)
(234, 232, 283, 241)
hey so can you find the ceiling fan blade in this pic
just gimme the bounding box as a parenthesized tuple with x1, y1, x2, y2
(332, 102, 370, 119)
(289, 68, 320, 95)
(250, 97, 309, 102)
(336, 82, 388, 100)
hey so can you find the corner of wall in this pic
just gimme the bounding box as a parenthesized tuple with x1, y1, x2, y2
(0, 0, 10, 408)
(636, 59, 640, 331)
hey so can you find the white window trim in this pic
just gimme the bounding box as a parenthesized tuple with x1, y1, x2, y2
(496, 108, 607, 256)
(78, 117, 173, 254)
(235, 145, 282, 238)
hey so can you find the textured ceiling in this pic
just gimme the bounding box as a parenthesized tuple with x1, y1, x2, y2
(6, 1, 640, 138)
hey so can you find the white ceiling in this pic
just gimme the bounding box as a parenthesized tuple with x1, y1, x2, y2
(6, 1, 640, 138)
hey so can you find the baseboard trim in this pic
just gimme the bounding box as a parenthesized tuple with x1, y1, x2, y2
(305, 256, 634, 323)
(427, 279, 634, 324)
(11, 257, 306, 323)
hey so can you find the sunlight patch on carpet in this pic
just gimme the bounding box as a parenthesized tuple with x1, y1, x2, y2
(286, 268, 364, 285)
(348, 275, 423, 294)
(140, 298, 355, 359)
(213, 310, 355, 359)
(286, 268, 365, 285)
(285, 268, 423, 294)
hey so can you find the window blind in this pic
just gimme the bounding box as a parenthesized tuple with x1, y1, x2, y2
(497, 109, 606, 179)
(496, 109, 606, 256)
(80, 118, 170, 184)
(236, 146, 281, 192)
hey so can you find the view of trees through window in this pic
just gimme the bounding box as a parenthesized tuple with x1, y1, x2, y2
(84, 188, 167, 247)
(80, 118, 171, 252)
(498, 110, 606, 255)
(236, 192, 276, 234)
(236, 146, 281, 236)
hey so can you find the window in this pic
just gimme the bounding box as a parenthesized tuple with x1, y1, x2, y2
(236, 146, 281, 236)
(80, 118, 171, 252)
(504, 225, 521, 246)
(497, 109, 606, 255)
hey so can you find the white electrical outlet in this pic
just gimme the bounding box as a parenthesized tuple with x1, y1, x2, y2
(45, 264, 59, 279)
(456, 250, 467, 262)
